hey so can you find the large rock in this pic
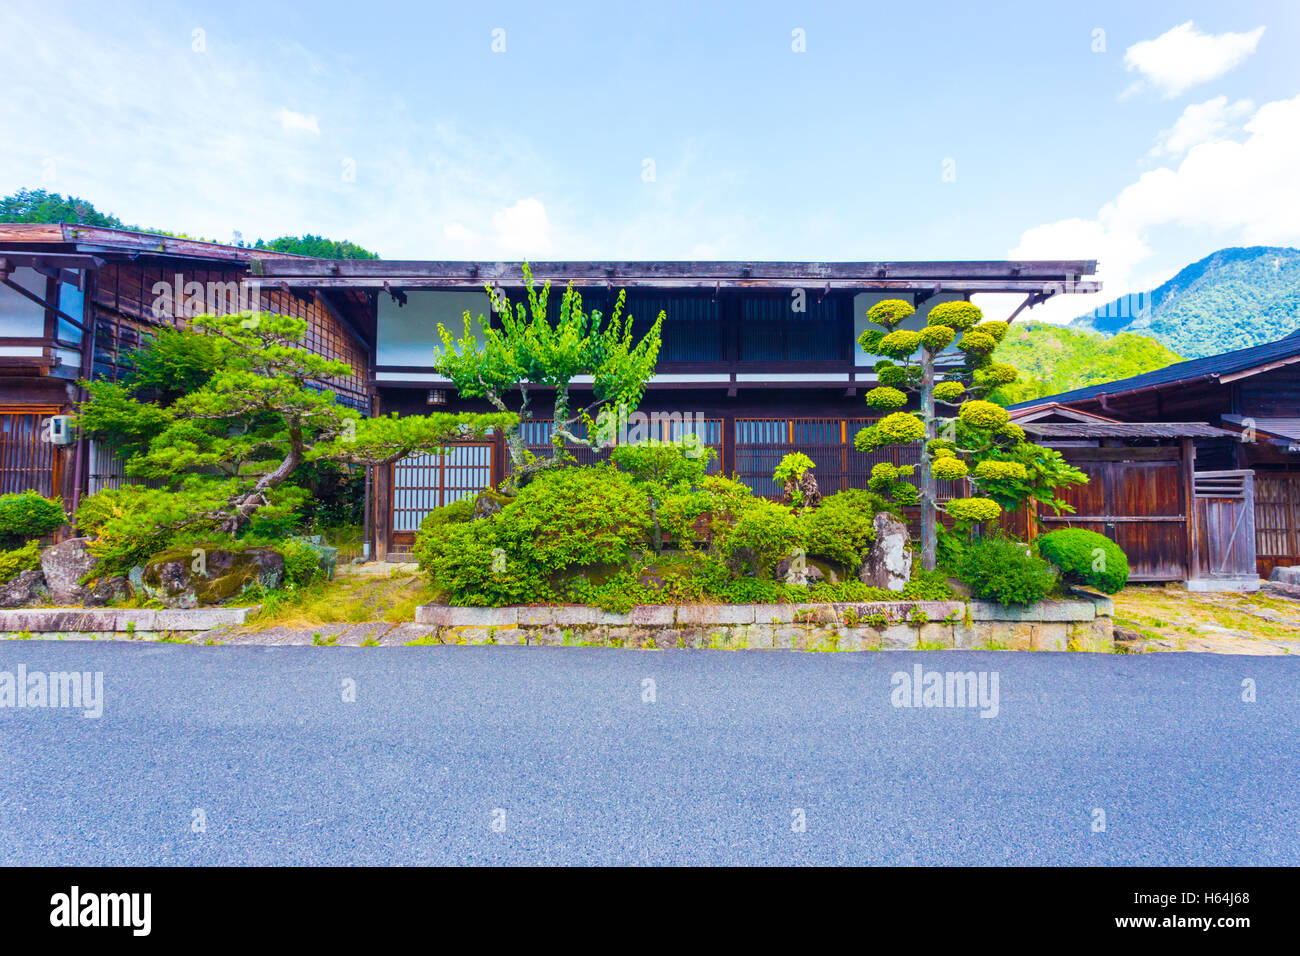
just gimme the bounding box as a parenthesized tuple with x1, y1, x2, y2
(471, 490, 511, 520)
(1269, 565, 1300, 586)
(138, 547, 285, 608)
(776, 554, 826, 588)
(86, 574, 130, 607)
(39, 537, 98, 605)
(0, 569, 51, 608)
(857, 513, 912, 591)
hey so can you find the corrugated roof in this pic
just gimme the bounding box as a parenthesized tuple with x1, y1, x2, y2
(1020, 422, 1234, 439)
(1008, 332, 1300, 409)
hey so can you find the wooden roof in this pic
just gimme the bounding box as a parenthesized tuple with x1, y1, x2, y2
(1019, 421, 1235, 439)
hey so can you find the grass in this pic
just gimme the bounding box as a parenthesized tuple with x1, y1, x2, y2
(240, 568, 438, 630)
(1113, 584, 1300, 648)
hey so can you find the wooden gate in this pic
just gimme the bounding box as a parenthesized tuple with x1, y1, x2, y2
(1037, 446, 1191, 581)
(1194, 470, 1257, 581)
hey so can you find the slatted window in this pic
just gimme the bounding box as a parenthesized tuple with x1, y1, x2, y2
(1254, 473, 1300, 566)
(576, 293, 721, 363)
(738, 294, 851, 362)
(0, 410, 58, 497)
(735, 417, 946, 498)
(506, 416, 724, 475)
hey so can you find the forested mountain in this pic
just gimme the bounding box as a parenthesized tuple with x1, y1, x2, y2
(1071, 246, 1300, 359)
(0, 188, 380, 259)
(990, 321, 1182, 405)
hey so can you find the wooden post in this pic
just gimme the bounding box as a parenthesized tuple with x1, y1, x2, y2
(921, 347, 937, 571)
(1182, 438, 1198, 580)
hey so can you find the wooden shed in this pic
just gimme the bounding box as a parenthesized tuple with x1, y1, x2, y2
(1007, 406, 1254, 587)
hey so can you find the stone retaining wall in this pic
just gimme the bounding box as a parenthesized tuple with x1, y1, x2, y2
(0, 606, 259, 641)
(412, 596, 1114, 651)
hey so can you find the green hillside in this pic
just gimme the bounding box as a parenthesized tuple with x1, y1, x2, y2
(0, 188, 379, 259)
(1071, 246, 1300, 358)
(990, 321, 1182, 405)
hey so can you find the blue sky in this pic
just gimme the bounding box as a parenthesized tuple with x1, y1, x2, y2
(1, 0, 1296, 322)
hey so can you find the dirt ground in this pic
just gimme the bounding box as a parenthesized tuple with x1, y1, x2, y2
(1114, 583, 1300, 655)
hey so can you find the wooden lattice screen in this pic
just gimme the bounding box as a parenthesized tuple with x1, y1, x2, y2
(0, 408, 59, 497)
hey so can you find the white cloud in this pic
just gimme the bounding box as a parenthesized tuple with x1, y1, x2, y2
(1150, 96, 1254, 156)
(442, 222, 478, 242)
(491, 198, 553, 255)
(1124, 21, 1264, 98)
(983, 93, 1300, 325)
(277, 108, 320, 135)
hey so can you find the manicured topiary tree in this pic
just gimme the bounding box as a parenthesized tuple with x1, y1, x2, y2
(1036, 528, 1129, 594)
(853, 299, 1084, 571)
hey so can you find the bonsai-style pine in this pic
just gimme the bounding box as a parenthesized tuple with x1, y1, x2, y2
(78, 312, 511, 542)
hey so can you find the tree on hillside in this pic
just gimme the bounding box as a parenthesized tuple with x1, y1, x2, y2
(77, 313, 510, 562)
(854, 300, 1087, 570)
(253, 234, 379, 260)
(0, 188, 126, 228)
(0, 189, 380, 258)
(434, 264, 664, 487)
(990, 321, 1182, 404)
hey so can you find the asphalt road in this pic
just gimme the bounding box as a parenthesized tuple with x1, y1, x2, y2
(0, 642, 1296, 865)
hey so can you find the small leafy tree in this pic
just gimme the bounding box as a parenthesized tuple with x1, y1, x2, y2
(77, 312, 512, 543)
(435, 263, 664, 486)
(611, 436, 715, 552)
(773, 452, 820, 510)
(854, 299, 1086, 570)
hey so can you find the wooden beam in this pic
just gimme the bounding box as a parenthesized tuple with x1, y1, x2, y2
(1183, 437, 1198, 580)
(251, 258, 1099, 281)
(1217, 354, 1300, 384)
(260, 276, 1103, 294)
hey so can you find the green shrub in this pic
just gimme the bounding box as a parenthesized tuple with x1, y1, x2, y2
(0, 491, 65, 548)
(958, 536, 1057, 606)
(75, 478, 307, 575)
(1036, 528, 1129, 594)
(772, 452, 821, 509)
(717, 499, 801, 578)
(610, 438, 713, 487)
(411, 496, 478, 569)
(799, 490, 890, 568)
(568, 569, 655, 613)
(496, 464, 650, 573)
(658, 474, 756, 549)
(0, 539, 41, 584)
(417, 465, 648, 606)
(418, 518, 552, 607)
(279, 539, 322, 589)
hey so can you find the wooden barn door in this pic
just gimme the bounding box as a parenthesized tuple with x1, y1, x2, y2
(1039, 447, 1189, 581)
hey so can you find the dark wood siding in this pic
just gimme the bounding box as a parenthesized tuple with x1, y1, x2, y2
(1036, 447, 1190, 581)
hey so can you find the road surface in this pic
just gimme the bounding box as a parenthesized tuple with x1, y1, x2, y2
(0, 642, 1295, 865)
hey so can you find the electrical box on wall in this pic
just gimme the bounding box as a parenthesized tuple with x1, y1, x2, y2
(47, 415, 76, 446)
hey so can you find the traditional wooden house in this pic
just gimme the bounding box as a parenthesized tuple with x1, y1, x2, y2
(0, 224, 372, 513)
(0, 224, 1101, 559)
(1011, 332, 1300, 580)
